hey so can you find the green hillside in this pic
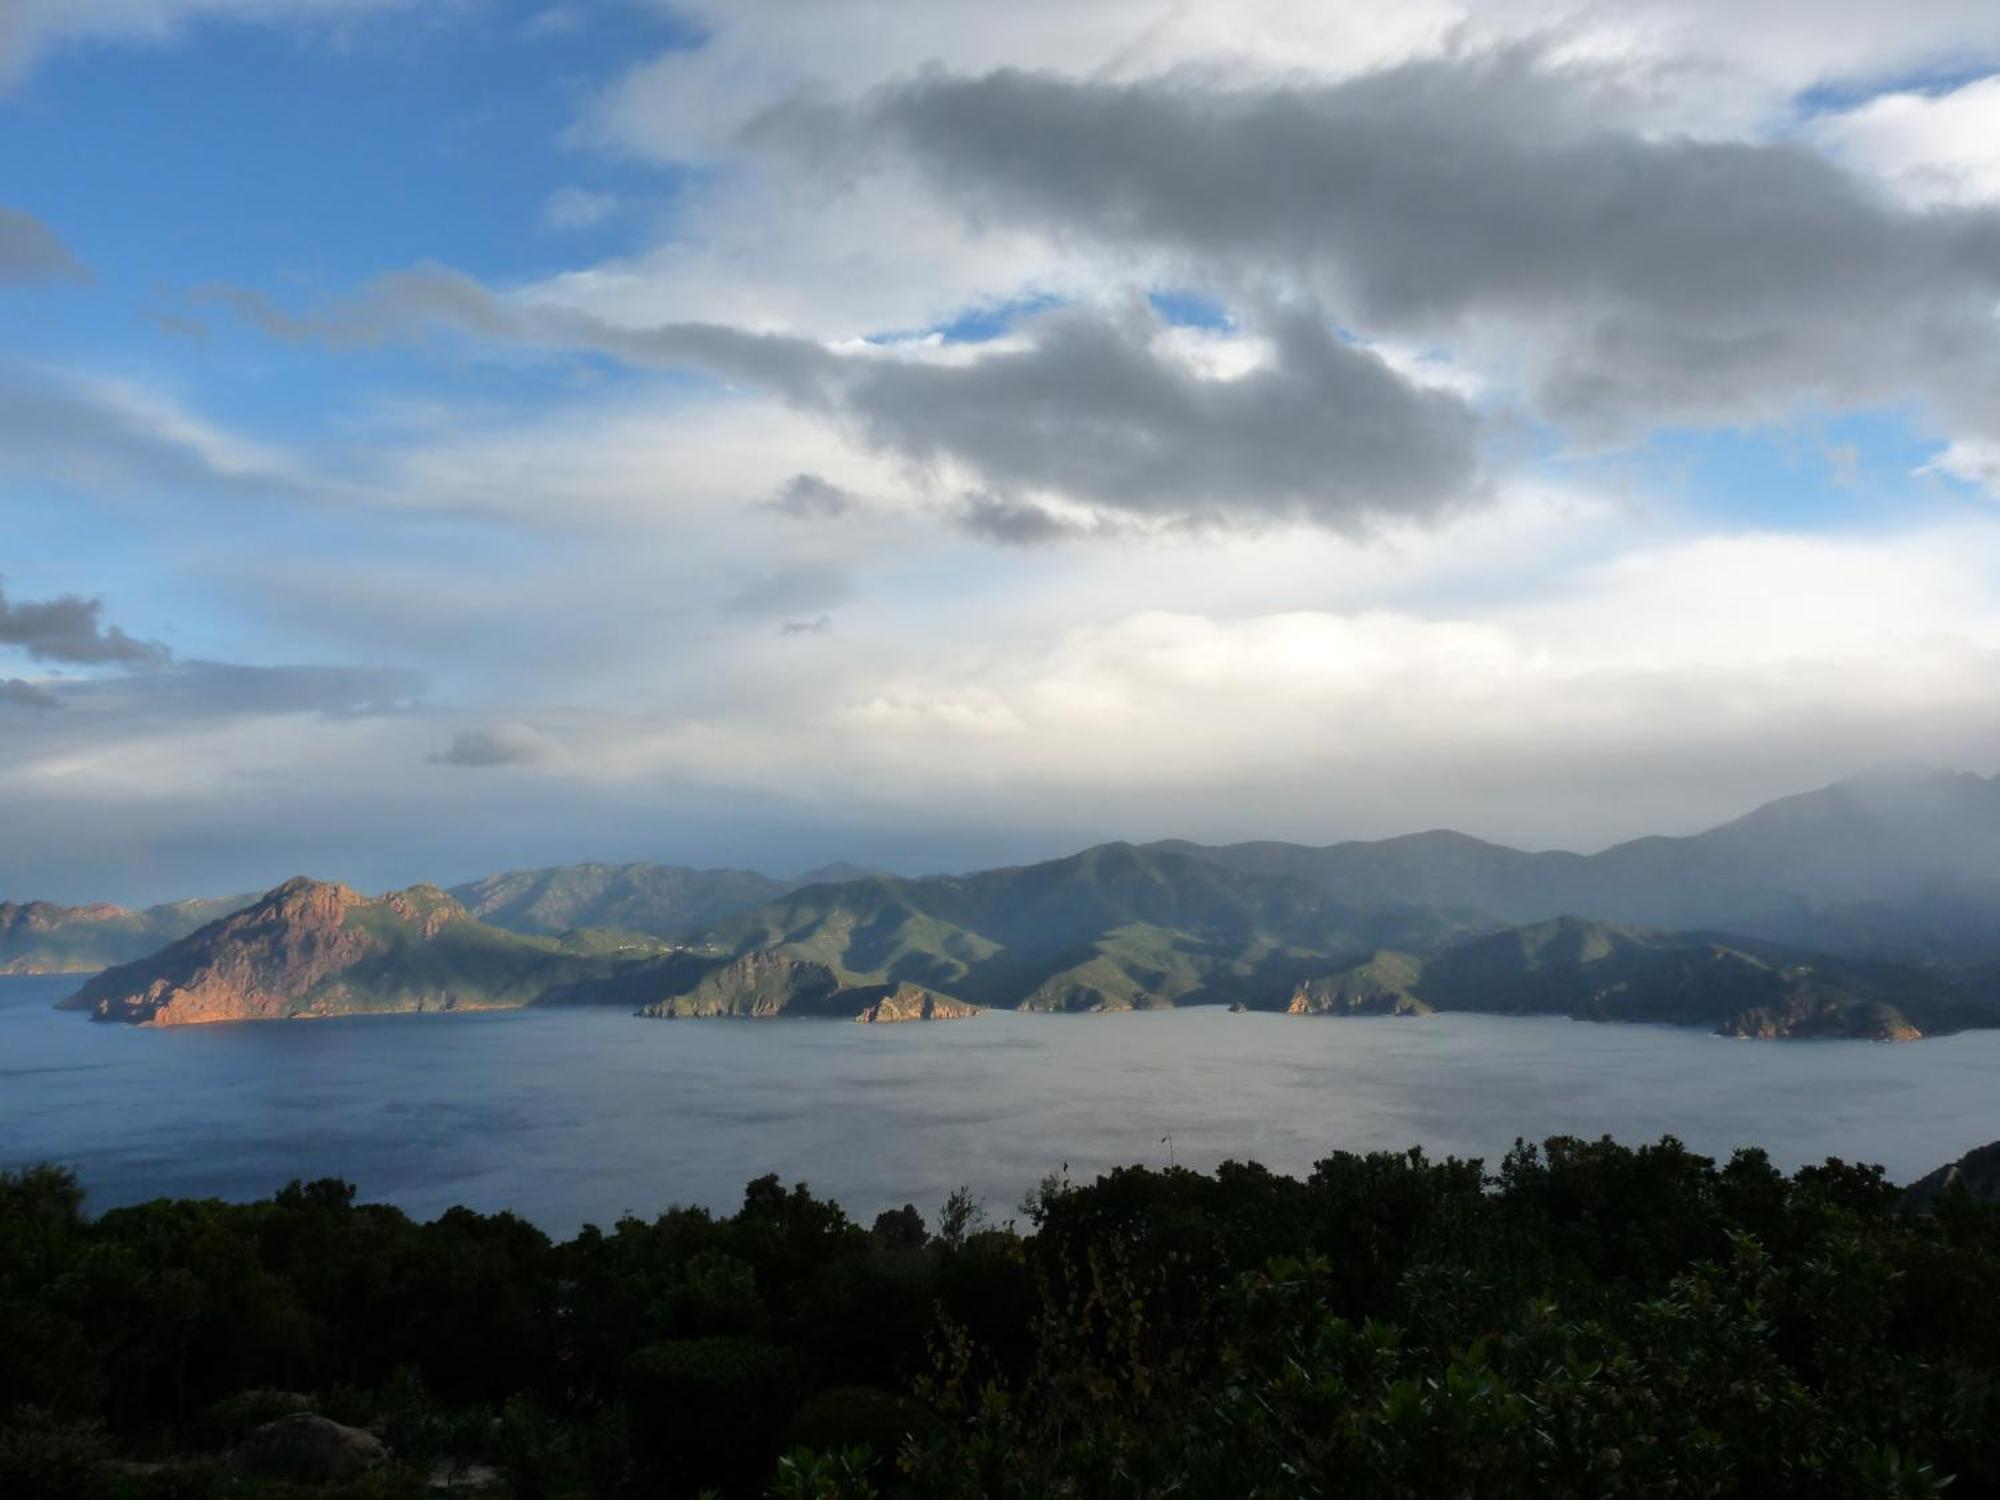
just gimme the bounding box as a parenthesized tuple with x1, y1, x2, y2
(685, 842, 1473, 1011)
(1287, 916, 1999, 1038)
(448, 861, 791, 938)
(634, 951, 847, 1018)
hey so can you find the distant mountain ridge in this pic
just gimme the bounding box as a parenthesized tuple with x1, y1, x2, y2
(1153, 768, 2000, 965)
(0, 894, 254, 974)
(1287, 916, 1987, 1040)
(689, 840, 1478, 1012)
(447, 860, 894, 939)
(41, 767, 2000, 1038)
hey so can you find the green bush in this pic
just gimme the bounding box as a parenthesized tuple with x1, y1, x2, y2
(4, 1141, 1997, 1497)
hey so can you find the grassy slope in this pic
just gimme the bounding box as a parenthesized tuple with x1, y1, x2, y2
(1289, 916, 2000, 1038)
(321, 902, 677, 1014)
(448, 862, 789, 938)
(683, 843, 1476, 1012)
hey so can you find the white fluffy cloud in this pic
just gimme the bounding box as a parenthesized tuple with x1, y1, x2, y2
(1815, 74, 2000, 207)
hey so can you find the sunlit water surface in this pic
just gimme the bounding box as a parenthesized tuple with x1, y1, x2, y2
(4, 975, 1996, 1232)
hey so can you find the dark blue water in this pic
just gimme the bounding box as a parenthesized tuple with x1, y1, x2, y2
(3, 974, 1996, 1233)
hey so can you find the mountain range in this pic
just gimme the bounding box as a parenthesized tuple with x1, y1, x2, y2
(34, 767, 2000, 1038)
(1, 894, 255, 974)
(1285, 917, 1986, 1041)
(1154, 767, 2000, 964)
(63, 879, 676, 1026)
(445, 860, 884, 938)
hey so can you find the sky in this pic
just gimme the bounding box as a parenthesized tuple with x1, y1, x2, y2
(6, 0, 2000, 904)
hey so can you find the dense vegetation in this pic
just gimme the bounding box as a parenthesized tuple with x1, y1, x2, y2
(4, 1137, 1996, 1498)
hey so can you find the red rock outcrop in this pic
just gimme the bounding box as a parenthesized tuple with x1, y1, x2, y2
(855, 983, 979, 1022)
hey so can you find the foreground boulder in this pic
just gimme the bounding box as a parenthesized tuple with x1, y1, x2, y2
(234, 1412, 386, 1483)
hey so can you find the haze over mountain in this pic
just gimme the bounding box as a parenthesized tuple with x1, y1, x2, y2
(447, 860, 893, 939)
(1155, 768, 2000, 965)
(1288, 917, 1985, 1042)
(58, 769, 2000, 1038)
(1, 894, 254, 975)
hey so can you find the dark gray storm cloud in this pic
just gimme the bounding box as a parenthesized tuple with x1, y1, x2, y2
(957, 493, 1082, 545)
(429, 724, 552, 768)
(1, 677, 59, 709)
(214, 268, 1483, 531)
(0, 206, 85, 284)
(846, 304, 1479, 527)
(839, 55, 2000, 438)
(0, 583, 168, 665)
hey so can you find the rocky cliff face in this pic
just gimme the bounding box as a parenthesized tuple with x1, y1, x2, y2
(63, 878, 625, 1026)
(67, 879, 377, 1024)
(854, 983, 978, 1022)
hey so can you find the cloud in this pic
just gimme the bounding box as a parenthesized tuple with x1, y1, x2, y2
(537, 1, 2000, 352)
(0, 206, 85, 283)
(2, 678, 60, 710)
(429, 723, 558, 768)
(216, 272, 1484, 532)
(542, 186, 618, 232)
(818, 55, 2000, 444)
(769, 472, 857, 519)
(0, 0, 411, 86)
(0, 583, 168, 666)
(0, 365, 313, 498)
(957, 494, 1086, 546)
(1924, 438, 2000, 492)
(1815, 74, 2000, 209)
(835, 303, 1481, 530)
(520, 6, 581, 41)
(723, 564, 855, 618)
(592, 1, 2000, 162)
(122, 661, 425, 717)
(0, 660, 425, 731)
(512, 519, 2000, 852)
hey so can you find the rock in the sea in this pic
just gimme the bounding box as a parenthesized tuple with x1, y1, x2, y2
(855, 983, 978, 1023)
(234, 1412, 387, 1483)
